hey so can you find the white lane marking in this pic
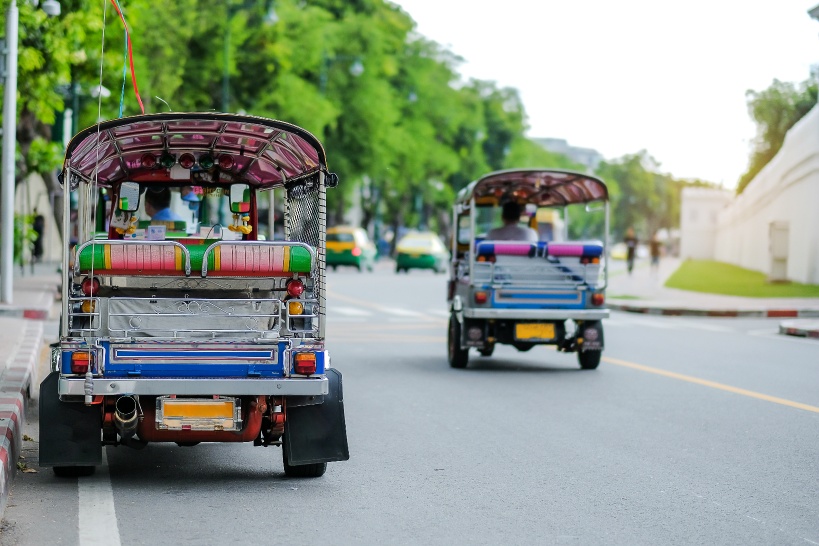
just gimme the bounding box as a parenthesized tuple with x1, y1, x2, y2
(332, 307, 372, 317)
(79, 449, 121, 546)
(669, 321, 734, 333)
(378, 307, 426, 317)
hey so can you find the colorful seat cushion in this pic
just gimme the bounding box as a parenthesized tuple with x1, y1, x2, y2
(202, 243, 313, 276)
(77, 242, 187, 274)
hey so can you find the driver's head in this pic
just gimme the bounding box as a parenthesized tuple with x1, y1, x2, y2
(501, 201, 522, 223)
(145, 187, 172, 214)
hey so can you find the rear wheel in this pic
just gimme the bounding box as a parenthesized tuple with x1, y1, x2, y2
(577, 321, 604, 370)
(448, 315, 469, 369)
(282, 448, 327, 478)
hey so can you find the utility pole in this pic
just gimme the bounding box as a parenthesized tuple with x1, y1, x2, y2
(1, 1, 19, 303)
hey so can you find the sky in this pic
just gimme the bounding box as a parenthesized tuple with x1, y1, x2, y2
(391, 0, 819, 188)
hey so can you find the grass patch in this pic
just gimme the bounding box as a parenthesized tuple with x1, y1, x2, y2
(665, 260, 819, 298)
(608, 294, 642, 300)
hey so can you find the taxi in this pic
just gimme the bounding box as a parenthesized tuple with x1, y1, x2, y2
(395, 231, 449, 273)
(326, 226, 376, 271)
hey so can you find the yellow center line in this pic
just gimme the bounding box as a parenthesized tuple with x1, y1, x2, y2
(604, 356, 819, 414)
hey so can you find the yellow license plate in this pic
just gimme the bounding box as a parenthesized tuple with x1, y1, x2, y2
(157, 397, 239, 431)
(515, 323, 555, 340)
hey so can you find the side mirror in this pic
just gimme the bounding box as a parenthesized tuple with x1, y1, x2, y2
(229, 183, 251, 213)
(118, 181, 140, 212)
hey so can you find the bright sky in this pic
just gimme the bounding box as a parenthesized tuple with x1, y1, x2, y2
(392, 0, 819, 187)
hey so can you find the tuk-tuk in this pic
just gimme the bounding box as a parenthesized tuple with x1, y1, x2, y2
(40, 113, 348, 478)
(447, 169, 610, 369)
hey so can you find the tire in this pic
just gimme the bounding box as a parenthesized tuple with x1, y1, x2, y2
(53, 466, 96, 478)
(478, 343, 495, 357)
(512, 343, 534, 352)
(282, 448, 327, 478)
(448, 315, 469, 369)
(577, 321, 604, 370)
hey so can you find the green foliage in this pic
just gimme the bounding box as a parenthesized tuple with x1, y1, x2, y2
(737, 78, 818, 194)
(13, 213, 37, 266)
(25, 137, 63, 174)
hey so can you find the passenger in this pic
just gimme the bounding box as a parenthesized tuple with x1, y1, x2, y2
(486, 201, 538, 242)
(144, 187, 184, 222)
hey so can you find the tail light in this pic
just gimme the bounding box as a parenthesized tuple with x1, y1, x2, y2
(288, 301, 304, 315)
(286, 278, 305, 298)
(178, 153, 196, 169)
(591, 293, 605, 306)
(71, 351, 93, 374)
(218, 154, 235, 170)
(477, 255, 496, 263)
(81, 277, 100, 296)
(351, 247, 362, 257)
(140, 153, 157, 168)
(293, 353, 317, 375)
(474, 291, 488, 304)
(580, 257, 601, 264)
(81, 300, 96, 313)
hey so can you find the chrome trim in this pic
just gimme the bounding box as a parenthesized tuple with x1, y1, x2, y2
(59, 377, 329, 396)
(463, 308, 609, 320)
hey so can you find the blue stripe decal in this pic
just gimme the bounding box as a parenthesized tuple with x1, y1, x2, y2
(499, 293, 579, 300)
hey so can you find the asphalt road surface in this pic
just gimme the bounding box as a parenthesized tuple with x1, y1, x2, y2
(2, 262, 818, 545)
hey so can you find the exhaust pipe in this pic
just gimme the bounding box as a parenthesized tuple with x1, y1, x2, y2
(114, 396, 139, 440)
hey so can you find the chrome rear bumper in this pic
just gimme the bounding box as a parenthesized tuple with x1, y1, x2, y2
(463, 308, 609, 320)
(59, 377, 329, 396)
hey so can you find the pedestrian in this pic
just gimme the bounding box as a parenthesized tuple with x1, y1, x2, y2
(32, 208, 45, 263)
(624, 227, 637, 275)
(649, 232, 662, 274)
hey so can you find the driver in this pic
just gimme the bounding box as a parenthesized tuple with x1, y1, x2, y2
(144, 187, 184, 222)
(486, 201, 538, 242)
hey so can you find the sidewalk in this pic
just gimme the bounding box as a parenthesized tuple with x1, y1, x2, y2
(606, 256, 819, 338)
(0, 262, 59, 517)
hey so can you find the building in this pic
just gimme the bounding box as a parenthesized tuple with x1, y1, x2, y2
(679, 187, 732, 260)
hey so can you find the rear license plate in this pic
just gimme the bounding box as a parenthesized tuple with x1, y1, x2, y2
(515, 323, 555, 340)
(156, 397, 241, 431)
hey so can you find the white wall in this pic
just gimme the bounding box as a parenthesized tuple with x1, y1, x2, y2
(14, 173, 63, 263)
(679, 187, 732, 260)
(713, 104, 819, 284)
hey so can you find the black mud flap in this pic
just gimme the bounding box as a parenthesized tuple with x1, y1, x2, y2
(284, 368, 349, 465)
(39, 372, 102, 467)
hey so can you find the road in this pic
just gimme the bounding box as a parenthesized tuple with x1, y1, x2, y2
(2, 262, 819, 545)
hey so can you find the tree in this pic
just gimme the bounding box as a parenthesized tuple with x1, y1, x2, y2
(737, 78, 818, 194)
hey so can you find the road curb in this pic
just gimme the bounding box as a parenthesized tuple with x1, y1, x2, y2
(0, 320, 43, 519)
(0, 307, 50, 320)
(608, 302, 819, 318)
(778, 320, 819, 339)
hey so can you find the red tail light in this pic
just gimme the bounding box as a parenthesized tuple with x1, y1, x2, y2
(71, 351, 92, 374)
(351, 247, 362, 256)
(581, 257, 601, 265)
(474, 291, 488, 304)
(293, 353, 317, 375)
(81, 277, 100, 296)
(591, 293, 605, 306)
(178, 153, 196, 169)
(477, 255, 496, 263)
(140, 153, 157, 168)
(286, 278, 305, 298)
(218, 154, 235, 170)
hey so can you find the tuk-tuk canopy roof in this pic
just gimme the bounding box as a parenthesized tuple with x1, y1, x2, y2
(457, 169, 608, 208)
(63, 113, 326, 188)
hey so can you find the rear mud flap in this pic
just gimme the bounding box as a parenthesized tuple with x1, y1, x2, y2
(39, 372, 102, 467)
(580, 321, 604, 352)
(284, 368, 349, 465)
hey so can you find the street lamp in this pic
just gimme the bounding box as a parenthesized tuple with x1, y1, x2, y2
(1, 0, 61, 303)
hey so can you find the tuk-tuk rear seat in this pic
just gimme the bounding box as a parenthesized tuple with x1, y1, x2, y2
(475, 241, 604, 259)
(75, 240, 314, 277)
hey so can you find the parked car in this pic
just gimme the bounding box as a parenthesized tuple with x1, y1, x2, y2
(326, 226, 376, 271)
(395, 231, 449, 273)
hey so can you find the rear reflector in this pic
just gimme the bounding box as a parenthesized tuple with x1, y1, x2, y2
(293, 353, 317, 375)
(71, 351, 92, 374)
(591, 293, 605, 306)
(474, 291, 488, 304)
